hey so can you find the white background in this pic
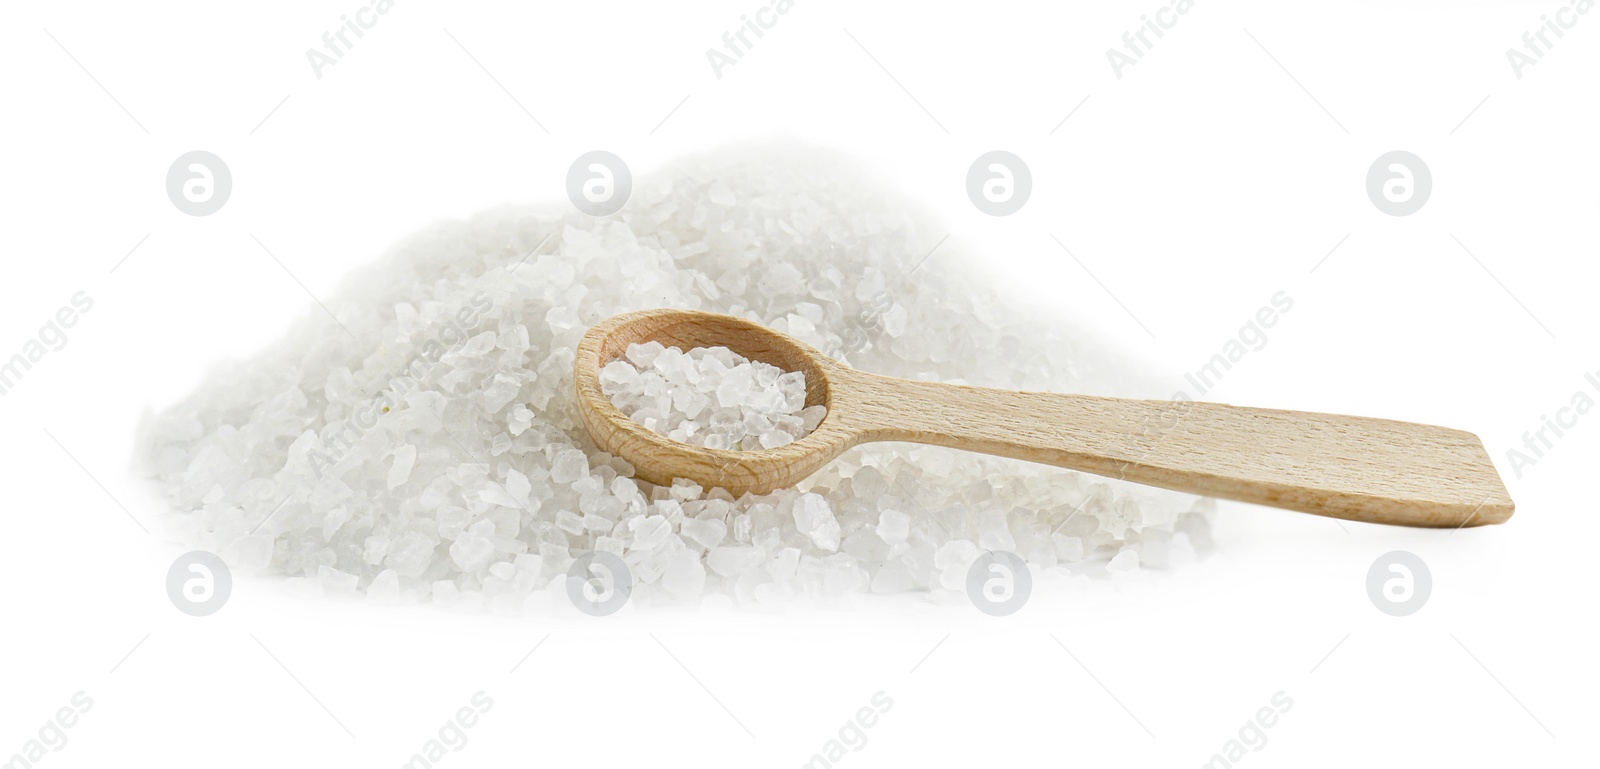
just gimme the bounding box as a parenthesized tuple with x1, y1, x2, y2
(1, 0, 1595, 766)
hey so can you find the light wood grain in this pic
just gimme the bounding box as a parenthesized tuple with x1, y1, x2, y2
(575, 309, 1513, 528)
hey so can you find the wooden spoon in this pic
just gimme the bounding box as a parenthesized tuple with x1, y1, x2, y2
(574, 308, 1513, 528)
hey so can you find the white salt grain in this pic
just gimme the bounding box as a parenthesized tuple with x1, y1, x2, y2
(680, 517, 727, 549)
(387, 445, 416, 489)
(629, 515, 673, 550)
(792, 493, 841, 552)
(876, 509, 910, 546)
(661, 551, 707, 599)
(767, 547, 801, 582)
(223, 534, 274, 572)
(1107, 548, 1141, 573)
(368, 569, 401, 604)
(551, 450, 589, 484)
(318, 565, 359, 592)
(449, 522, 496, 572)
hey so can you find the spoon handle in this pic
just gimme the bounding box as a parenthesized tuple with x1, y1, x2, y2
(839, 373, 1512, 527)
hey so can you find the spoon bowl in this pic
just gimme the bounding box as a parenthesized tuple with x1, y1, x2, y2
(574, 308, 860, 495)
(575, 308, 1514, 527)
